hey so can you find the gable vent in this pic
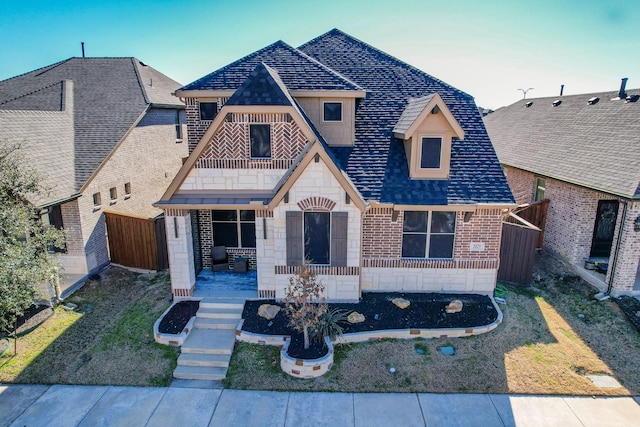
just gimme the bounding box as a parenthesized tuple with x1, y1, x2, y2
(552, 100, 562, 107)
(588, 97, 599, 105)
(525, 101, 533, 108)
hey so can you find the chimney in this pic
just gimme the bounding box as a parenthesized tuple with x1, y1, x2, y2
(619, 78, 628, 99)
(81, 42, 85, 58)
(560, 84, 564, 96)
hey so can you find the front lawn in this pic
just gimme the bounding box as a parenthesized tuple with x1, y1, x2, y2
(0, 266, 178, 386)
(224, 253, 640, 395)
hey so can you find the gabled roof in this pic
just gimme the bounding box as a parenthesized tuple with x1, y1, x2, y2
(484, 89, 640, 199)
(178, 40, 364, 93)
(298, 29, 513, 205)
(392, 93, 465, 140)
(0, 58, 183, 202)
(226, 63, 294, 106)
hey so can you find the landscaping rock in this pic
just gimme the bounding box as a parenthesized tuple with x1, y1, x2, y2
(445, 300, 463, 314)
(392, 298, 410, 309)
(258, 304, 281, 320)
(347, 311, 365, 324)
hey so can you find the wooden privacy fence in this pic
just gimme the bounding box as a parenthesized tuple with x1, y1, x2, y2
(513, 199, 549, 249)
(498, 212, 541, 286)
(105, 211, 168, 271)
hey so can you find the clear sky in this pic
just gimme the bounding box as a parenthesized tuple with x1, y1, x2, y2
(1, 0, 637, 109)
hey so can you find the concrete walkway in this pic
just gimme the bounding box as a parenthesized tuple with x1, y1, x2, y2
(1, 384, 639, 427)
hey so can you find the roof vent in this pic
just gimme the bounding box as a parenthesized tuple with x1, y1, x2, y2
(626, 94, 639, 103)
(588, 97, 599, 105)
(139, 61, 147, 67)
(618, 77, 628, 99)
(525, 101, 533, 108)
(552, 100, 562, 107)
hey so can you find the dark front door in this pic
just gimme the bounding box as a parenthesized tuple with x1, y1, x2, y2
(589, 200, 619, 258)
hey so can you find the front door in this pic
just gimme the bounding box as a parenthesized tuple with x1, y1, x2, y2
(589, 200, 619, 258)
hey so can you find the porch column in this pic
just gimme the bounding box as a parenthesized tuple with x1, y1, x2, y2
(165, 209, 196, 298)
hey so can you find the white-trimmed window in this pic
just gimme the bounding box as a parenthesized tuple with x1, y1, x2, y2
(420, 137, 443, 169)
(212, 210, 256, 248)
(323, 102, 342, 122)
(249, 124, 271, 158)
(402, 211, 456, 258)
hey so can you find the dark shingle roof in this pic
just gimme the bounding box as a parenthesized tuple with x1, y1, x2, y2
(226, 63, 293, 106)
(180, 40, 364, 92)
(0, 58, 183, 196)
(484, 90, 640, 199)
(299, 29, 513, 205)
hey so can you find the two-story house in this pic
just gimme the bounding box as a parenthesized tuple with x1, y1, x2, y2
(157, 29, 514, 301)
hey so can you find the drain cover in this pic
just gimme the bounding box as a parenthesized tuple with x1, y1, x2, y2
(440, 346, 455, 356)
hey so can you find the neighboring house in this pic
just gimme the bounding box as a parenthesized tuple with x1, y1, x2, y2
(0, 58, 187, 293)
(157, 29, 514, 301)
(484, 80, 640, 296)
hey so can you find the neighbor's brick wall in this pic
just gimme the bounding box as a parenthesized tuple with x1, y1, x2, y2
(543, 178, 619, 264)
(609, 201, 640, 294)
(503, 166, 536, 205)
(77, 108, 188, 273)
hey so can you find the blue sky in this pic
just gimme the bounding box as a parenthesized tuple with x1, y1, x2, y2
(1, 0, 637, 109)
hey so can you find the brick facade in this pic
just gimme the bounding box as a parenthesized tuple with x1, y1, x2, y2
(59, 108, 187, 276)
(503, 166, 640, 295)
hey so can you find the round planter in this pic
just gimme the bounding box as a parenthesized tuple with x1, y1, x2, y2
(280, 336, 334, 378)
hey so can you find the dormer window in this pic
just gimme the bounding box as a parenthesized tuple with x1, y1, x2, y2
(392, 93, 464, 180)
(323, 102, 342, 122)
(420, 137, 443, 169)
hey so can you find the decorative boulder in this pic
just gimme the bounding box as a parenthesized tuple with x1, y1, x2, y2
(347, 311, 365, 324)
(392, 298, 410, 309)
(258, 304, 281, 320)
(445, 300, 463, 314)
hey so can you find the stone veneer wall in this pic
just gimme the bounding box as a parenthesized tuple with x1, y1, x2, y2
(65, 108, 187, 276)
(165, 209, 196, 297)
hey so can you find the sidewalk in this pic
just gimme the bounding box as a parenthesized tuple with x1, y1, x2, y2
(1, 384, 639, 426)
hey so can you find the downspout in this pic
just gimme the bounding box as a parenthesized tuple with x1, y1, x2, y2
(604, 200, 628, 296)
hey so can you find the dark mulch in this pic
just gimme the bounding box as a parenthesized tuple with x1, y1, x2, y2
(287, 333, 329, 360)
(616, 296, 640, 332)
(158, 301, 199, 334)
(241, 292, 498, 336)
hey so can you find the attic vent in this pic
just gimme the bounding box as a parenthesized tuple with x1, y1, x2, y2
(588, 97, 599, 105)
(525, 101, 533, 108)
(626, 94, 639, 103)
(552, 100, 562, 107)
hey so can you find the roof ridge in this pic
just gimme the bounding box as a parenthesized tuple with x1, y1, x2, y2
(0, 80, 64, 107)
(129, 57, 150, 105)
(288, 42, 365, 91)
(515, 88, 640, 102)
(0, 58, 71, 83)
(300, 29, 471, 99)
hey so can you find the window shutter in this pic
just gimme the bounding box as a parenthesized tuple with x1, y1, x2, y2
(286, 211, 303, 266)
(331, 212, 348, 267)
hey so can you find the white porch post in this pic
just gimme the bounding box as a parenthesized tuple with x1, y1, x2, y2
(165, 209, 196, 298)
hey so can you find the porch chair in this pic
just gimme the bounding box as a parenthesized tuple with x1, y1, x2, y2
(211, 245, 229, 272)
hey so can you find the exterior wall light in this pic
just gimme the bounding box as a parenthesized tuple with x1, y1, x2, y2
(634, 215, 640, 232)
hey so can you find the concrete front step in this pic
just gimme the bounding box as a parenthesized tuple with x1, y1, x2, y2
(181, 329, 236, 355)
(178, 352, 231, 368)
(196, 307, 243, 320)
(173, 365, 228, 381)
(194, 317, 239, 330)
(199, 299, 246, 310)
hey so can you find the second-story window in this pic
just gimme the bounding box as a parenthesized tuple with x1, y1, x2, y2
(323, 102, 342, 122)
(199, 102, 217, 121)
(250, 124, 271, 158)
(420, 137, 443, 169)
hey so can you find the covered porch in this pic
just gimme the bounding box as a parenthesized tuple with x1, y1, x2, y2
(191, 268, 258, 300)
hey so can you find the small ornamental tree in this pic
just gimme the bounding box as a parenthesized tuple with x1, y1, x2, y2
(0, 141, 64, 338)
(282, 266, 327, 350)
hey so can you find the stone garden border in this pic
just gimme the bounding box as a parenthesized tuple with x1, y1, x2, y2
(153, 301, 197, 346)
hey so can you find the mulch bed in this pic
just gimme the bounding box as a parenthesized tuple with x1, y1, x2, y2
(241, 292, 498, 336)
(157, 301, 199, 334)
(287, 333, 329, 360)
(615, 296, 640, 332)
